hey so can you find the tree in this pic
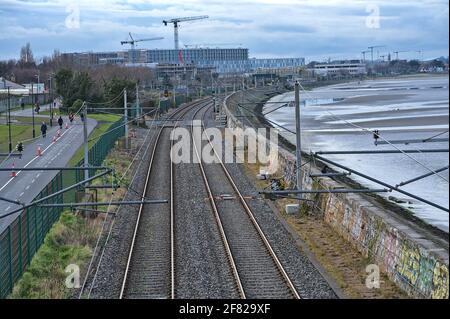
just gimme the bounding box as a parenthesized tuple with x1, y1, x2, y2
(54, 68, 73, 109)
(103, 77, 136, 112)
(54, 69, 95, 111)
(20, 43, 35, 65)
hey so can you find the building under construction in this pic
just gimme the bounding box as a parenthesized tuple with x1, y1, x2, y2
(61, 48, 304, 75)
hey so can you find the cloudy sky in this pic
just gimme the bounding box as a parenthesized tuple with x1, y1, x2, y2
(0, 0, 448, 62)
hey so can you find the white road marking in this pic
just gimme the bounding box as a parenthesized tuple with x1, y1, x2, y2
(0, 126, 75, 192)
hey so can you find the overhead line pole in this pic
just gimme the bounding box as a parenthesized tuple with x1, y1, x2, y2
(294, 81, 302, 197)
(124, 89, 129, 149)
(83, 102, 89, 184)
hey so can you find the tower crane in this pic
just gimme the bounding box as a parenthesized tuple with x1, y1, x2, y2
(393, 50, 410, 60)
(368, 45, 386, 63)
(361, 50, 371, 62)
(163, 16, 209, 50)
(121, 33, 164, 63)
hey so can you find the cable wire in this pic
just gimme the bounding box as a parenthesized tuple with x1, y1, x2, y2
(297, 83, 449, 183)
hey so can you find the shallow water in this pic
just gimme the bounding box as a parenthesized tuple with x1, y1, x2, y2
(264, 75, 449, 232)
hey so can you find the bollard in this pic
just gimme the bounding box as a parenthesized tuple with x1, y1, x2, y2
(52, 135, 57, 142)
(65, 122, 69, 129)
(36, 146, 42, 156)
(57, 130, 61, 137)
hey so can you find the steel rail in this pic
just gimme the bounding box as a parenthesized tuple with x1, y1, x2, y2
(198, 104, 301, 299)
(169, 100, 211, 298)
(119, 99, 208, 299)
(190, 103, 246, 299)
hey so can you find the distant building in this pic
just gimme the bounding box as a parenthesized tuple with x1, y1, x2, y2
(313, 60, 367, 77)
(61, 48, 305, 75)
(0, 77, 28, 95)
(198, 57, 305, 75)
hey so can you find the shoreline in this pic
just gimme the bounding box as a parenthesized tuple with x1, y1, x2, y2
(238, 79, 449, 239)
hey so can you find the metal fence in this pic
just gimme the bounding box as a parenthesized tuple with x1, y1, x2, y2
(0, 94, 50, 114)
(0, 117, 124, 299)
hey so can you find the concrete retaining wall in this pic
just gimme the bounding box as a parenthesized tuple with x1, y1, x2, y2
(224, 91, 449, 299)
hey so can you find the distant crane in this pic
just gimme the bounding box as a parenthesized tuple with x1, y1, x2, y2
(393, 50, 410, 60)
(416, 50, 424, 61)
(163, 16, 209, 50)
(361, 50, 371, 62)
(368, 45, 386, 63)
(121, 33, 164, 63)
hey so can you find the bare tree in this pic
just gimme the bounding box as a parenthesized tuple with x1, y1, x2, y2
(20, 42, 35, 64)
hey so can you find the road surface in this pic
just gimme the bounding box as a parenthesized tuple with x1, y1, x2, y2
(0, 116, 96, 233)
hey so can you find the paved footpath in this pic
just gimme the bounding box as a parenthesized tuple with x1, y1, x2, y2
(0, 116, 97, 233)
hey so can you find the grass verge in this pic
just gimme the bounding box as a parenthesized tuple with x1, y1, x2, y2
(68, 114, 121, 166)
(8, 122, 142, 299)
(0, 119, 35, 153)
(9, 211, 98, 299)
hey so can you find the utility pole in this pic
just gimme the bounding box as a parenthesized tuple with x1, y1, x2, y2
(173, 78, 177, 107)
(124, 89, 129, 149)
(31, 83, 35, 138)
(136, 83, 140, 123)
(294, 81, 302, 197)
(7, 86, 12, 153)
(49, 75, 53, 127)
(83, 102, 89, 183)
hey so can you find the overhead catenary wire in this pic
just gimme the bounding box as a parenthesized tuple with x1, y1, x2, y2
(80, 107, 162, 298)
(296, 83, 449, 183)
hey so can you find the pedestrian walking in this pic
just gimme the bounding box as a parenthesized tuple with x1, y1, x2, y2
(69, 112, 74, 124)
(80, 113, 85, 122)
(58, 116, 63, 129)
(20, 101, 25, 110)
(35, 102, 40, 114)
(41, 122, 48, 138)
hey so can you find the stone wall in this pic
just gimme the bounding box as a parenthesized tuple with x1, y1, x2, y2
(224, 91, 449, 299)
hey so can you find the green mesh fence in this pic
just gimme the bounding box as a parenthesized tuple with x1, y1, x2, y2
(0, 117, 124, 299)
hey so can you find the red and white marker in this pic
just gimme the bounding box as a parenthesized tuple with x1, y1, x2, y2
(10, 162, 16, 177)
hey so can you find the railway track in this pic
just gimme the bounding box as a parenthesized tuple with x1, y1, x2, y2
(119, 99, 210, 299)
(191, 104, 301, 299)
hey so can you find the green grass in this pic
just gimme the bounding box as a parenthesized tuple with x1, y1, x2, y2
(68, 114, 121, 166)
(0, 121, 35, 153)
(87, 113, 121, 123)
(9, 211, 98, 299)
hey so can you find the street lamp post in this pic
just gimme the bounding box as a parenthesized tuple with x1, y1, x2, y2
(6, 85, 12, 153)
(49, 75, 54, 126)
(31, 83, 36, 138)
